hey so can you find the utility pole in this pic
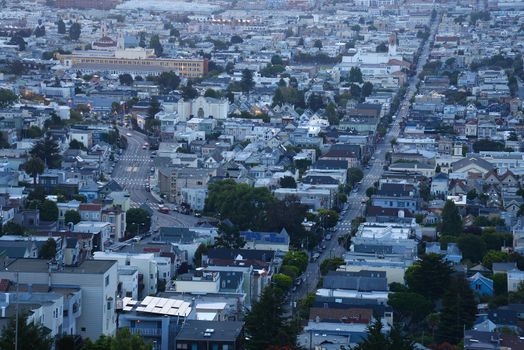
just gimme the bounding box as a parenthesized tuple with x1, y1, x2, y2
(15, 271, 19, 350)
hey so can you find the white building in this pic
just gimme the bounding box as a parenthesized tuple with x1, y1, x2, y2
(93, 252, 158, 298)
(178, 96, 229, 120)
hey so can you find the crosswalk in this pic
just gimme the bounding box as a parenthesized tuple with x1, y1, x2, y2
(112, 177, 147, 186)
(130, 201, 161, 210)
(117, 156, 153, 162)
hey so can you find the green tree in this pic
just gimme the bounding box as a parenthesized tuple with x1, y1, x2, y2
(405, 253, 452, 301)
(320, 257, 345, 275)
(69, 139, 85, 150)
(271, 54, 284, 65)
(438, 277, 477, 344)
(57, 19, 66, 34)
(493, 273, 508, 296)
(467, 189, 478, 200)
(307, 93, 324, 111)
(240, 69, 255, 93)
(149, 34, 163, 56)
(283, 251, 308, 273)
(0, 88, 18, 108)
(0, 313, 53, 350)
(214, 222, 245, 249)
(148, 96, 161, 117)
(279, 176, 297, 188)
(439, 200, 463, 236)
(181, 81, 199, 100)
(273, 273, 293, 291)
(347, 167, 364, 186)
(26, 126, 43, 139)
(326, 102, 339, 125)
(194, 243, 209, 267)
(30, 136, 62, 169)
(9, 34, 26, 51)
(352, 316, 388, 350)
(126, 208, 151, 235)
(457, 234, 487, 263)
(280, 264, 300, 279)
(82, 327, 152, 350)
(69, 22, 81, 40)
(313, 39, 323, 49)
(138, 32, 146, 48)
(64, 210, 81, 225)
(318, 209, 339, 228)
(376, 42, 388, 53)
(245, 286, 296, 350)
(39, 200, 58, 221)
(361, 81, 373, 98)
(482, 250, 510, 269)
(155, 71, 180, 92)
(22, 157, 45, 187)
(38, 238, 57, 259)
(2, 221, 24, 235)
(230, 35, 243, 44)
(388, 292, 433, 326)
(204, 88, 219, 98)
(119, 73, 134, 86)
(349, 67, 363, 83)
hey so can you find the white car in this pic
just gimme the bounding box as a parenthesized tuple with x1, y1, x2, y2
(126, 133, 132, 137)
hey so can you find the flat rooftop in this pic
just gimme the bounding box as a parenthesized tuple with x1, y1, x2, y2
(5, 259, 116, 275)
(177, 320, 244, 342)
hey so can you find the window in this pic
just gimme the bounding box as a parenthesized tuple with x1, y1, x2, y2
(212, 344, 218, 350)
(105, 275, 110, 286)
(223, 345, 229, 350)
(191, 344, 198, 350)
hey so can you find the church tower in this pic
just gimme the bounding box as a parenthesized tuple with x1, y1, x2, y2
(388, 32, 397, 56)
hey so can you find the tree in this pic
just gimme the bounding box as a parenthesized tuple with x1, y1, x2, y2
(349, 67, 363, 83)
(119, 73, 134, 86)
(149, 34, 163, 56)
(467, 189, 478, 200)
(126, 208, 151, 235)
(493, 273, 508, 296)
(320, 257, 345, 275)
(388, 292, 433, 326)
(26, 126, 43, 139)
(438, 277, 477, 344)
(156, 71, 180, 92)
(240, 69, 255, 93)
(30, 136, 62, 169)
(307, 93, 324, 111)
(482, 250, 510, 269)
(148, 96, 161, 118)
(204, 88, 219, 98)
(181, 81, 199, 100)
(353, 316, 388, 350)
(64, 210, 81, 225)
(33, 25, 46, 37)
(193, 243, 208, 267)
(0, 88, 18, 108)
(2, 222, 24, 235)
(347, 167, 364, 186)
(279, 176, 297, 188)
(457, 234, 486, 263)
(350, 83, 362, 99)
(214, 222, 245, 249)
(245, 286, 296, 350)
(9, 34, 26, 51)
(376, 42, 388, 53)
(318, 209, 339, 228)
(361, 81, 373, 98)
(82, 328, 152, 350)
(439, 200, 462, 236)
(273, 273, 293, 291)
(283, 251, 308, 273)
(326, 102, 338, 125)
(230, 35, 243, 44)
(0, 313, 53, 350)
(57, 19, 66, 34)
(38, 238, 57, 259)
(405, 253, 452, 301)
(22, 157, 44, 187)
(69, 22, 81, 40)
(271, 55, 284, 65)
(138, 32, 146, 48)
(39, 200, 58, 222)
(69, 139, 85, 150)
(313, 39, 323, 49)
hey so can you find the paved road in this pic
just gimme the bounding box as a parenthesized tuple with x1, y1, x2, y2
(289, 12, 441, 306)
(111, 127, 199, 230)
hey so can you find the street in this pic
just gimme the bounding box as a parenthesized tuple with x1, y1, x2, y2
(289, 12, 441, 304)
(112, 127, 200, 229)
